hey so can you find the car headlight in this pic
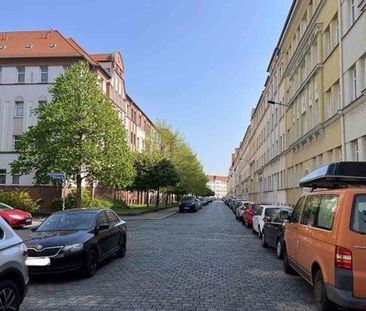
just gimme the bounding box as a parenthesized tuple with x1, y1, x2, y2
(62, 243, 83, 253)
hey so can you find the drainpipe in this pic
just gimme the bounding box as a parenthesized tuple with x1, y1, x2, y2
(338, 0, 346, 160)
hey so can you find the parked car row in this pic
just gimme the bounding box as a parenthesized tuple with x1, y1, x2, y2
(0, 207, 127, 310)
(227, 162, 366, 311)
(178, 196, 214, 213)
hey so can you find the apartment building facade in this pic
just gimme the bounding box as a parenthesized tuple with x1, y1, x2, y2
(206, 175, 228, 198)
(0, 30, 155, 191)
(228, 0, 366, 205)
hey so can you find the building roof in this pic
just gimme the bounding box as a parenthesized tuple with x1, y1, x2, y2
(91, 53, 112, 62)
(207, 175, 228, 183)
(0, 30, 82, 58)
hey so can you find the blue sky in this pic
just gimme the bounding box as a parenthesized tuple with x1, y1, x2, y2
(1, 0, 292, 176)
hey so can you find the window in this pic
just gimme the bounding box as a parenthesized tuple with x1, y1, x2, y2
(11, 175, 20, 185)
(323, 26, 330, 57)
(0, 170, 6, 184)
(351, 194, 366, 234)
(352, 139, 359, 161)
(96, 211, 108, 227)
(291, 196, 305, 223)
(332, 15, 339, 47)
(350, 0, 355, 25)
(106, 210, 120, 225)
(325, 89, 332, 119)
(315, 195, 338, 230)
(40, 66, 48, 83)
(14, 101, 24, 117)
(13, 135, 22, 150)
(301, 195, 321, 226)
(351, 66, 357, 101)
(333, 82, 340, 111)
(17, 67, 25, 83)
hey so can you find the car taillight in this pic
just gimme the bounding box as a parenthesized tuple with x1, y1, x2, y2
(22, 244, 28, 257)
(335, 246, 352, 270)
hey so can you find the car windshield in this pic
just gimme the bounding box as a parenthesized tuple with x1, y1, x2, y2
(0, 203, 13, 211)
(181, 197, 194, 203)
(36, 212, 96, 232)
(265, 208, 279, 217)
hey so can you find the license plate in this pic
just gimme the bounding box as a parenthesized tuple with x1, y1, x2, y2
(25, 257, 51, 266)
(25, 218, 32, 223)
(184, 207, 190, 210)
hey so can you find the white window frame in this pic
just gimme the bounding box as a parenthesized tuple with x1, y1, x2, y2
(350, 0, 355, 25)
(17, 67, 25, 83)
(40, 66, 48, 83)
(351, 66, 357, 101)
(14, 101, 24, 117)
(0, 169, 6, 184)
(11, 175, 20, 185)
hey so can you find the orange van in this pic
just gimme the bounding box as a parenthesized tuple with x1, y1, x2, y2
(283, 162, 366, 310)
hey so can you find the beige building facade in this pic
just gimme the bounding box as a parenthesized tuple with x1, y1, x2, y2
(228, 0, 366, 206)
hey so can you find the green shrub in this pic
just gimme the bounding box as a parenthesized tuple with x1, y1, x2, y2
(0, 191, 39, 212)
(65, 189, 92, 209)
(51, 198, 63, 211)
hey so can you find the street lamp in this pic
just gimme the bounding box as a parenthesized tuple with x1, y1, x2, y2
(268, 100, 289, 107)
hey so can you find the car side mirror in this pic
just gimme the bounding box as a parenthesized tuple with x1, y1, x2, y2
(264, 216, 270, 222)
(97, 223, 109, 231)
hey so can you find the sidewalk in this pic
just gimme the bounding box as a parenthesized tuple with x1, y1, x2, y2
(121, 206, 179, 221)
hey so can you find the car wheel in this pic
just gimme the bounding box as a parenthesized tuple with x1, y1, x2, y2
(0, 279, 20, 311)
(81, 249, 98, 278)
(246, 220, 250, 228)
(252, 227, 256, 234)
(314, 270, 336, 311)
(283, 245, 296, 275)
(276, 239, 284, 259)
(257, 227, 262, 238)
(116, 236, 127, 258)
(261, 232, 268, 248)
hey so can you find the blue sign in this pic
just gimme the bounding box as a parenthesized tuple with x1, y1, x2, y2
(47, 172, 65, 181)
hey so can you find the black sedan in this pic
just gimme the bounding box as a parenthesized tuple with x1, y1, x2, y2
(179, 196, 201, 212)
(261, 208, 291, 259)
(24, 208, 126, 277)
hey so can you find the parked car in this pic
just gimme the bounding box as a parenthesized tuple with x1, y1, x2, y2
(235, 201, 249, 220)
(179, 196, 201, 212)
(24, 208, 127, 277)
(283, 162, 366, 310)
(0, 216, 29, 311)
(232, 199, 247, 215)
(261, 208, 292, 258)
(243, 203, 262, 228)
(0, 202, 32, 228)
(252, 205, 280, 237)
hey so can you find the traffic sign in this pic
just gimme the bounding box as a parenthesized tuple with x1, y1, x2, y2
(47, 172, 65, 181)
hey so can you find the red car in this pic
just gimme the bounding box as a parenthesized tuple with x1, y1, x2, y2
(0, 202, 32, 228)
(243, 202, 262, 228)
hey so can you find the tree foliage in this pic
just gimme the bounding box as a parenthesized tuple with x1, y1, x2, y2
(148, 121, 208, 196)
(11, 62, 134, 208)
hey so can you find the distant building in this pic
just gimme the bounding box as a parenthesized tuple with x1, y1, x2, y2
(206, 175, 228, 198)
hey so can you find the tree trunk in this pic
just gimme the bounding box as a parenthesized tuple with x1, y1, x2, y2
(76, 174, 82, 209)
(146, 189, 149, 207)
(156, 187, 160, 208)
(165, 193, 168, 207)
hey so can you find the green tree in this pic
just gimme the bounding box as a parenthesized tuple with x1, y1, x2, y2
(150, 158, 180, 207)
(130, 152, 179, 207)
(11, 62, 134, 208)
(149, 121, 208, 197)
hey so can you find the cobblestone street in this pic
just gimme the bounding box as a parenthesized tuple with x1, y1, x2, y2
(22, 201, 315, 311)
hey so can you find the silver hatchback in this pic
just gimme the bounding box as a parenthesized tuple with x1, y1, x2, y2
(0, 217, 29, 311)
